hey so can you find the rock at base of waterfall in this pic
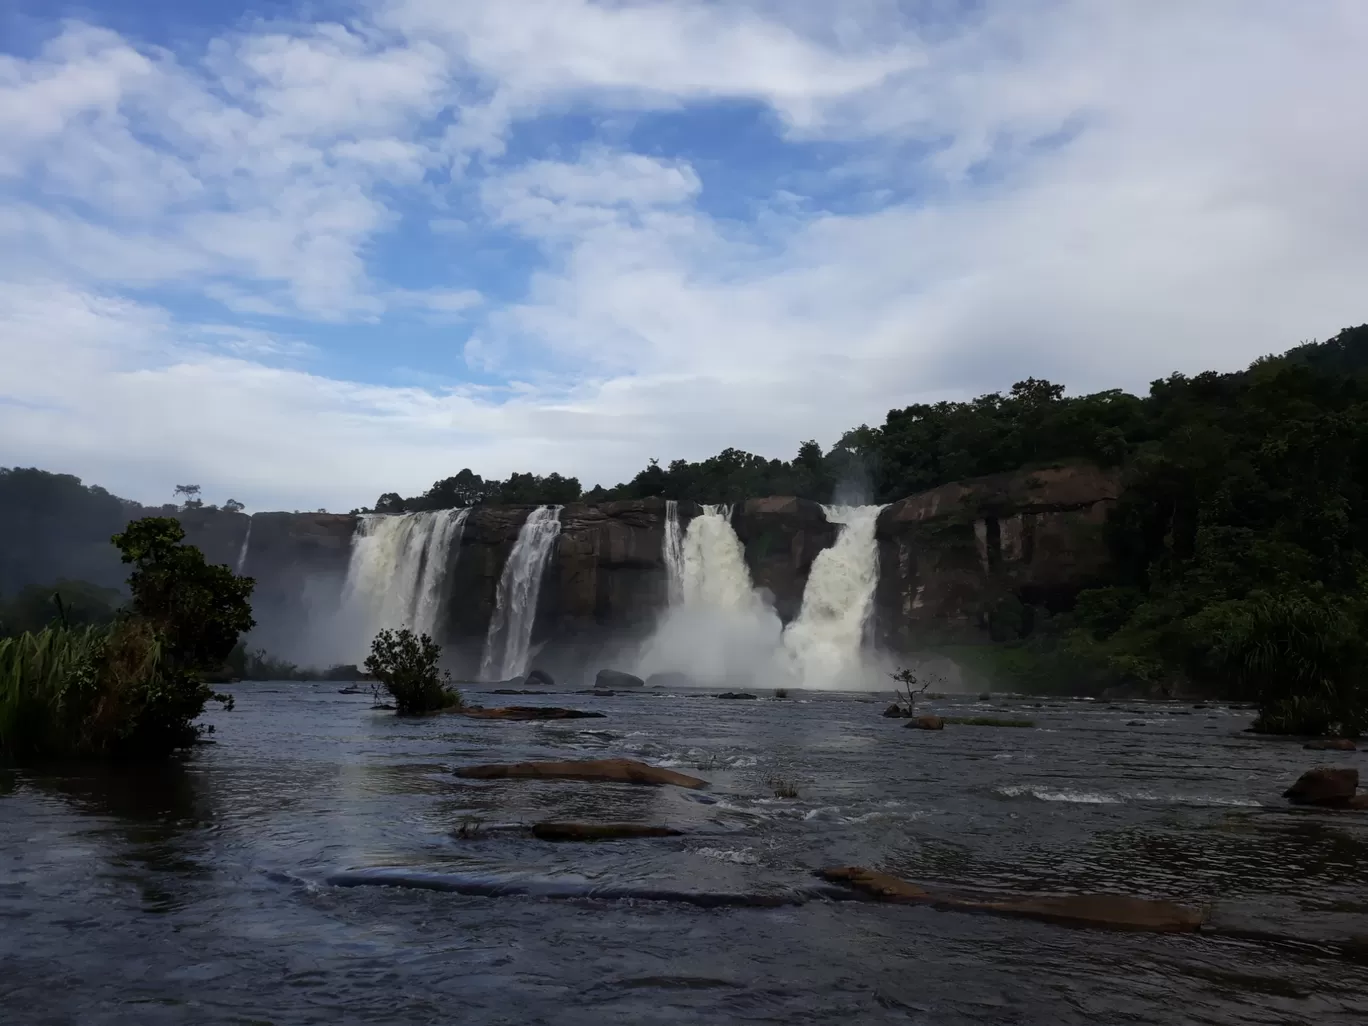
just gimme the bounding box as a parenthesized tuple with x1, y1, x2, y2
(525, 668, 555, 686)
(454, 757, 706, 789)
(1283, 767, 1359, 806)
(646, 671, 696, 689)
(531, 822, 683, 841)
(882, 703, 908, 718)
(1304, 739, 1356, 751)
(905, 715, 944, 730)
(715, 692, 757, 700)
(596, 669, 645, 689)
(459, 706, 605, 720)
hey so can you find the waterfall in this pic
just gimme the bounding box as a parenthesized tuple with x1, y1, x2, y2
(340, 508, 470, 653)
(663, 499, 686, 605)
(638, 503, 782, 686)
(781, 504, 886, 688)
(480, 506, 563, 681)
(235, 518, 252, 575)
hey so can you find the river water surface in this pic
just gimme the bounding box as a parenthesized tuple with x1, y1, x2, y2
(2, 683, 1366, 1024)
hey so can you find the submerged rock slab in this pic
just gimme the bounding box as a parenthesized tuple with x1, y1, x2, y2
(715, 692, 757, 700)
(1283, 767, 1359, 807)
(531, 822, 684, 841)
(459, 707, 606, 720)
(818, 866, 1206, 933)
(454, 757, 708, 789)
(904, 715, 945, 730)
(1304, 739, 1357, 751)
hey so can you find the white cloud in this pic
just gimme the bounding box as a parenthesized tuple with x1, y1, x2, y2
(2, 1, 1367, 511)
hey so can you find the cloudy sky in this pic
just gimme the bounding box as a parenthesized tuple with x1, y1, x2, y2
(2, 0, 1365, 512)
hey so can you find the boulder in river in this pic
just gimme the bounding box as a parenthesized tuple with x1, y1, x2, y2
(715, 692, 757, 700)
(454, 757, 707, 789)
(525, 668, 555, 687)
(459, 706, 605, 720)
(905, 715, 945, 730)
(1304, 739, 1357, 751)
(882, 704, 908, 718)
(596, 669, 645, 689)
(817, 866, 1205, 933)
(1283, 767, 1359, 807)
(531, 822, 683, 841)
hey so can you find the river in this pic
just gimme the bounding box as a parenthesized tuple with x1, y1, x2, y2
(2, 682, 1365, 1024)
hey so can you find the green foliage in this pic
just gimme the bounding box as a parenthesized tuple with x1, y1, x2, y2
(363, 627, 461, 714)
(376, 469, 582, 512)
(220, 642, 360, 682)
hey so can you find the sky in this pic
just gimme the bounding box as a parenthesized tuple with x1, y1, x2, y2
(1, 0, 1366, 513)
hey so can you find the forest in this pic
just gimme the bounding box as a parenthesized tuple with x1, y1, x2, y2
(3, 324, 1367, 732)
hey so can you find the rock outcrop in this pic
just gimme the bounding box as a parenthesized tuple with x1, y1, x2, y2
(732, 497, 837, 620)
(596, 669, 644, 689)
(531, 822, 683, 841)
(458, 706, 605, 720)
(874, 462, 1120, 649)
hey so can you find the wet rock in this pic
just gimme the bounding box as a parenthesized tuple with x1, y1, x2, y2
(905, 715, 945, 730)
(1127, 720, 1147, 726)
(646, 671, 696, 689)
(882, 703, 908, 718)
(715, 692, 757, 700)
(489, 689, 545, 695)
(977, 693, 991, 702)
(531, 822, 683, 841)
(596, 669, 645, 689)
(1304, 739, 1357, 751)
(818, 867, 929, 902)
(573, 688, 616, 696)
(459, 706, 606, 720)
(454, 757, 707, 789)
(525, 668, 555, 687)
(338, 686, 364, 694)
(1283, 767, 1359, 807)
(817, 867, 1205, 933)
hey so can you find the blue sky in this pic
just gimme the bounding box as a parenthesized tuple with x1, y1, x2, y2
(2, 0, 1366, 512)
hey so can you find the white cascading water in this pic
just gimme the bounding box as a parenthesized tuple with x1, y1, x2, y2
(339, 508, 470, 657)
(235, 518, 252, 575)
(780, 505, 886, 688)
(663, 499, 686, 605)
(480, 506, 563, 681)
(637, 504, 782, 686)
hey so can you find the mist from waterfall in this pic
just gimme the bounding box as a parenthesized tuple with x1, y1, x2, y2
(480, 505, 563, 681)
(637, 504, 783, 687)
(235, 518, 252, 575)
(780, 505, 886, 688)
(338, 508, 469, 660)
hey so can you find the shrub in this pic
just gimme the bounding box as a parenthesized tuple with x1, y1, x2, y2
(363, 627, 461, 714)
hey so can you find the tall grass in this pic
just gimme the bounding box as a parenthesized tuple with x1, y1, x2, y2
(0, 622, 192, 763)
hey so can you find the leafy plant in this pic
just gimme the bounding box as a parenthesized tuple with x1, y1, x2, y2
(765, 774, 800, 799)
(363, 627, 461, 714)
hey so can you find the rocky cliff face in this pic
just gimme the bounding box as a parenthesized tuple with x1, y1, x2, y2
(176, 462, 1121, 668)
(873, 462, 1120, 648)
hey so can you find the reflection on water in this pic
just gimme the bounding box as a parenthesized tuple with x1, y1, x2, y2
(2, 682, 1366, 1025)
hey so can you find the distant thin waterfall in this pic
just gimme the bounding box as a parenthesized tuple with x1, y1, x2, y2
(480, 506, 563, 680)
(782, 504, 885, 687)
(663, 500, 686, 604)
(235, 518, 252, 575)
(340, 508, 470, 652)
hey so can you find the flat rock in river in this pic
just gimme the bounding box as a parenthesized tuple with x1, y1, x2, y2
(459, 707, 606, 720)
(818, 866, 1205, 933)
(454, 757, 708, 789)
(531, 822, 684, 841)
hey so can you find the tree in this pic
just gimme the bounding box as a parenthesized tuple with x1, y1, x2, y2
(363, 627, 461, 714)
(223, 498, 245, 513)
(173, 484, 203, 510)
(112, 518, 255, 675)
